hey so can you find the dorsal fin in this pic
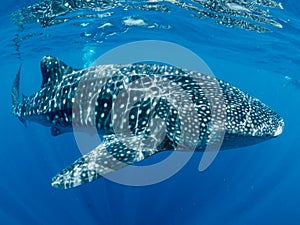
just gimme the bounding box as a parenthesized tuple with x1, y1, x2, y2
(40, 56, 76, 88)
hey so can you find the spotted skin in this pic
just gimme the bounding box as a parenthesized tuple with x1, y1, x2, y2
(11, 56, 284, 189)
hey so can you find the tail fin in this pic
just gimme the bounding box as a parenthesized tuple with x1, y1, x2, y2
(11, 65, 21, 107)
(11, 65, 27, 126)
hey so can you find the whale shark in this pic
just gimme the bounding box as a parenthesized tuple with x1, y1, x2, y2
(11, 56, 284, 189)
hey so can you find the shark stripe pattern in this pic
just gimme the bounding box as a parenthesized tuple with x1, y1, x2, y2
(11, 56, 284, 189)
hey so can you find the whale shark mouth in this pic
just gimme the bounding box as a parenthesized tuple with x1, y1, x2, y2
(274, 118, 284, 137)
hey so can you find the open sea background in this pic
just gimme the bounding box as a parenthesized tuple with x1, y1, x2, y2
(0, 0, 299, 224)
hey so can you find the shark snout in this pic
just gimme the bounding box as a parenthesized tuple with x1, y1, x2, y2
(273, 117, 284, 137)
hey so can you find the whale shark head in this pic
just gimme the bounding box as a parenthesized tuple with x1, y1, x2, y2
(219, 80, 284, 149)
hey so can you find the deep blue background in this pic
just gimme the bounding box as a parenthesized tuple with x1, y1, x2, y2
(0, 1, 299, 225)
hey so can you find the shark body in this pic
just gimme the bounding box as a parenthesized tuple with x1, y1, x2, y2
(11, 56, 284, 189)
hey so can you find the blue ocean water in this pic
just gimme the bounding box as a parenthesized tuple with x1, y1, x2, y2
(0, 0, 300, 224)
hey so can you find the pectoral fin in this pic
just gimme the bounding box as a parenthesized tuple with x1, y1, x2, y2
(51, 135, 159, 189)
